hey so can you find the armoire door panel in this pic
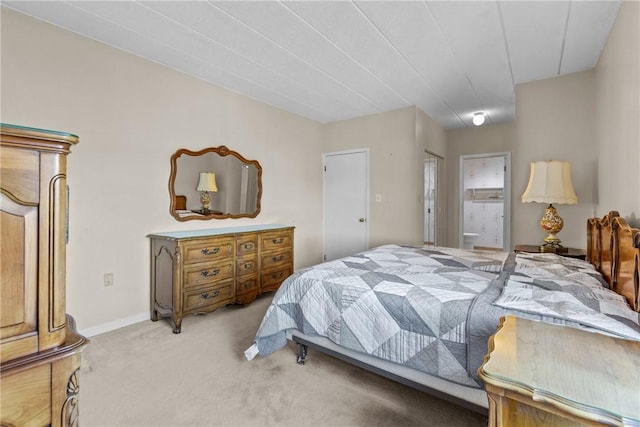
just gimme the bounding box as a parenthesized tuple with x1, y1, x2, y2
(0, 196, 38, 361)
(0, 147, 39, 204)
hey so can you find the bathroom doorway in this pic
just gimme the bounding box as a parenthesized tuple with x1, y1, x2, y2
(424, 152, 443, 246)
(459, 153, 511, 251)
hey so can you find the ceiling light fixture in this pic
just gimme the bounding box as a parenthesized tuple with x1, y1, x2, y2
(472, 112, 486, 126)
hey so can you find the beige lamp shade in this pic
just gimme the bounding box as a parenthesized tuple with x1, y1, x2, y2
(521, 161, 578, 205)
(196, 172, 218, 192)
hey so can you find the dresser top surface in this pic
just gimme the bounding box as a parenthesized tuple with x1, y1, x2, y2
(148, 224, 292, 239)
(479, 315, 640, 423)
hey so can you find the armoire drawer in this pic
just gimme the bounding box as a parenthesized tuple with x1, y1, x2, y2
(0, 362, 51, 427)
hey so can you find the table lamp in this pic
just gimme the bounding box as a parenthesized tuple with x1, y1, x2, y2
(196, 172, 218, 213)
(521, 160, 578, 252)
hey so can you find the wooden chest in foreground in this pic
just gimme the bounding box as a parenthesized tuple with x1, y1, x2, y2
(479, 315, 640, 426)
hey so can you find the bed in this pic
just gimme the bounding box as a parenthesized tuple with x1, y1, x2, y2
(245, 211, 640, 414)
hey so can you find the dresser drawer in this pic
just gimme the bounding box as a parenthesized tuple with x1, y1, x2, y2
(184, 261, 233, 289)
(261, 230, 293, 252)
(183, 281, 234, 313)
(261, 265, 292, 292)
(237, 276, 258, 295)
(237, 233, 258, 256)
(261, 249, 293, 270)
(237, 257, 258, 277)
(183, 238, 234, 265)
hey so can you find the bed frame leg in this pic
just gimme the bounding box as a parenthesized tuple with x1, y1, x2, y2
(296, 343, 308, 365)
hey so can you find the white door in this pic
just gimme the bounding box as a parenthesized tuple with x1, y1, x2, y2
(323, 149, 369, 261)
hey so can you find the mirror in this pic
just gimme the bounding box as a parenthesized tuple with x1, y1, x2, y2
(169, 146, 262, 221)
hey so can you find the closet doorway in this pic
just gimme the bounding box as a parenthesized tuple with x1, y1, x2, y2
(424, 152, 443, 246)
(459, 153, 511, 251)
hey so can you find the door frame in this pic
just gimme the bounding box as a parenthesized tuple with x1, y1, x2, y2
(322, 148, 370, 261)
(458, 152, 511, 251)
(424, 151, 444, 246)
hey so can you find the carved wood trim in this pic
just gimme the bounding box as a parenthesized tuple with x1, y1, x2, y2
(61, 368, 80, 427)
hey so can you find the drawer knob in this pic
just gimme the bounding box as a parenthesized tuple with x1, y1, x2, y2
(272, 255, 284, 262)
(243, 262, 253, 270)
(272, 272, 283, 279)
(243, 243, 254, 250)
(201, 247, 220, 255)
(201, 290, 220, 299)
(201, 268, 220, 277)
(272, 238, 284, 244)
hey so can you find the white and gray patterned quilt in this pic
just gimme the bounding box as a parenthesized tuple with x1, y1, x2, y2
(246, 245, 640, 388)
(494, 252, 640, 340)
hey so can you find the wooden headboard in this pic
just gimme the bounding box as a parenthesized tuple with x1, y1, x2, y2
(587, 211, 640, 312)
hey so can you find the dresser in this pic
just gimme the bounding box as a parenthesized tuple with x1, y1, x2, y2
(478, 316, 640, 426)
(1, 124, 88, 427)
(149, 225, 294, 333)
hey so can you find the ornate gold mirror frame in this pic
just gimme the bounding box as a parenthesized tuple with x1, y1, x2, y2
(169, 146, 262, 221)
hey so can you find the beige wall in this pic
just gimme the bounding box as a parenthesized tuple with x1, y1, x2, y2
(1, 9, 324, 334)
(323, 107, 447, 248)
(511, 0, 639, 244)
(595, 0, 640, 226)
(445, 124, 515, 248)
(514, 71, 597, 249)
(324, 107, 418, 247)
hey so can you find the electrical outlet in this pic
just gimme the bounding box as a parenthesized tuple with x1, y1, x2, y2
(375, 194, 382, 202)
(104, 273, 114, 287)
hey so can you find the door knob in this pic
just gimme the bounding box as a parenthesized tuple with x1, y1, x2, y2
(359, 218, 366, 222)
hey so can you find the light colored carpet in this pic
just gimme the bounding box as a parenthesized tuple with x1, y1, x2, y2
(80, 294, 488, 427)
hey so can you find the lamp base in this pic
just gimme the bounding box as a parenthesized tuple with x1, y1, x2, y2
(200, 191, 211, 212)
(539, 204, 567, 252)
(539, 242, 568, 253)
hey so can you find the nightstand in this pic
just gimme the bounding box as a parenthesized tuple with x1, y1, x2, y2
(478, 316, 640, 426)
(514, 244, 586, 260)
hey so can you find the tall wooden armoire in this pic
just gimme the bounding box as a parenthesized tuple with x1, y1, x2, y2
(0, 124, 88, 427)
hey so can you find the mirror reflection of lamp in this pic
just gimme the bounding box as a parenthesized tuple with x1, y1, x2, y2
(196, 172, 218, 213)
(521, 160, 578, 252)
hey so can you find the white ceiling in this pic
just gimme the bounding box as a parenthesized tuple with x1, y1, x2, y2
(3, 1, 621, 129)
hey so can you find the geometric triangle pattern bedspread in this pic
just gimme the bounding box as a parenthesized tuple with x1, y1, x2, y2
(247, 246, 640, 389)
(246, 245, 509, 388)
(494, 252, 640, 341)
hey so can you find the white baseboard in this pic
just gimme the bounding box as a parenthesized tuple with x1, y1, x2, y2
(79, 312, 149, 338)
